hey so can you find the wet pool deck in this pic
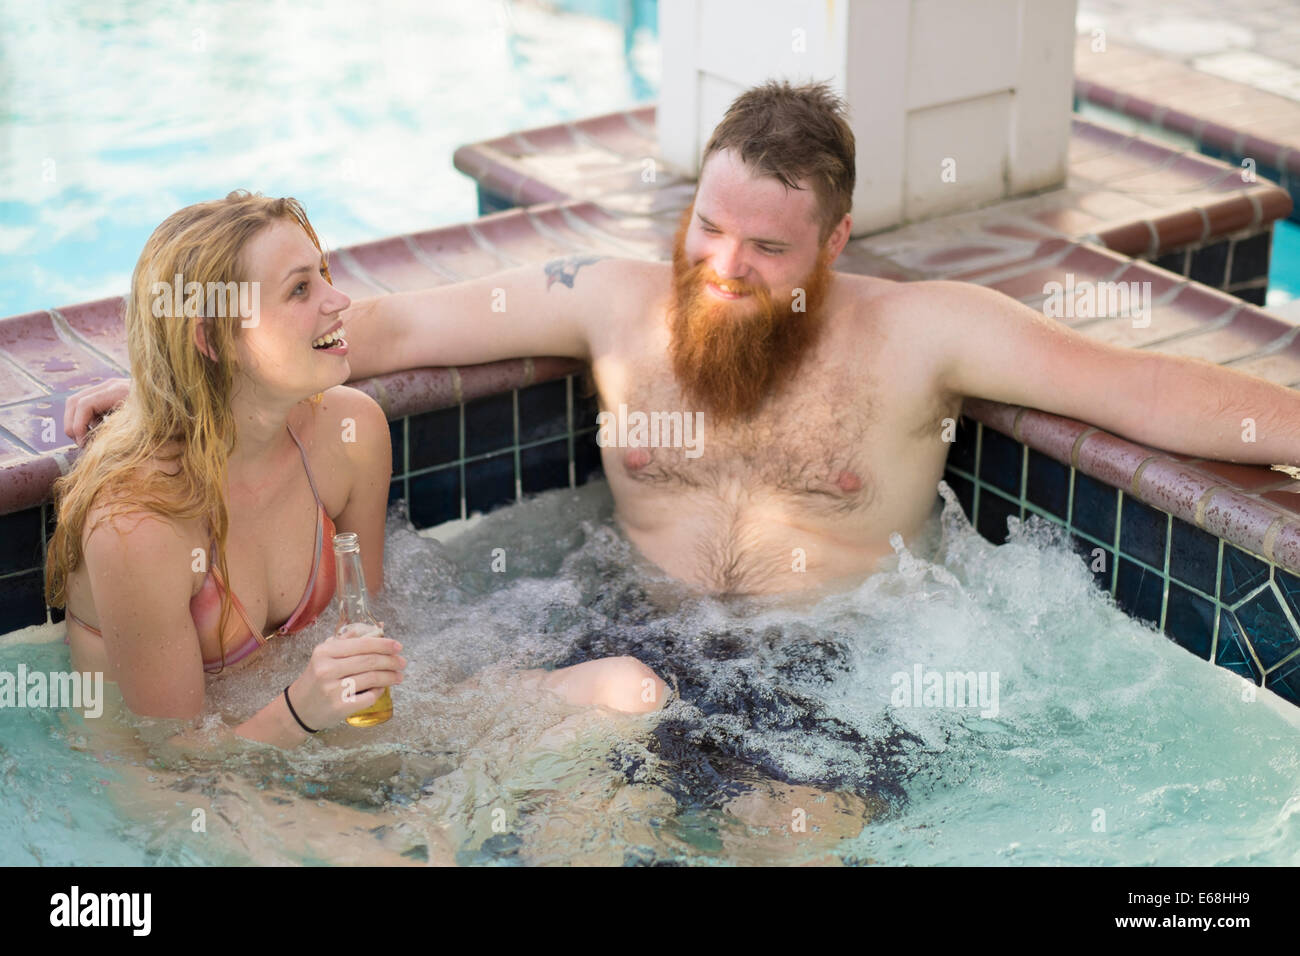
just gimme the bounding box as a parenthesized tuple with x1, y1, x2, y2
(5, 77, 1300, 697)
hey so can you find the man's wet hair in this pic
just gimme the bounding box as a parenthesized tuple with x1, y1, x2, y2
(702, 79, 856, 241)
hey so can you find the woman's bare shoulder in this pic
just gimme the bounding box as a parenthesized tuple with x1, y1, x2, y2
(79, 447, 205, 553)
(290, 388, 391, 510)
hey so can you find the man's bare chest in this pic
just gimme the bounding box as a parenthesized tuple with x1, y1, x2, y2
(594, 352, 891, 517)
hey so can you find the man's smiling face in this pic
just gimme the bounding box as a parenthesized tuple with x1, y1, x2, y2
(669, 147, 840, 422)
(682, 146, 827, 307)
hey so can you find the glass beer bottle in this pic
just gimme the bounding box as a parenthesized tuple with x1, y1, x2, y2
(332, 531, 393, 727)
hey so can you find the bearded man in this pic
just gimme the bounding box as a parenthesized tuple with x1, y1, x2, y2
(68, 80, 1300, 599)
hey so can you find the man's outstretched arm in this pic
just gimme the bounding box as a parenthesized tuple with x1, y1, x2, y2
(920, 280, 1300, 468)
(63, 255, 628, 443)
(339, 255, 622, 379)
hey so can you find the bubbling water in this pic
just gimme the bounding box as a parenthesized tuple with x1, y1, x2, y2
(112, 478, 1300, 864)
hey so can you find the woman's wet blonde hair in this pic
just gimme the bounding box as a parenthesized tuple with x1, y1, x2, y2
(45, 190, 332, 670)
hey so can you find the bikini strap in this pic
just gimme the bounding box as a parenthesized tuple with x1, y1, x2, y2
(280, 422, 327, 635)
(285, 424, 326, 509)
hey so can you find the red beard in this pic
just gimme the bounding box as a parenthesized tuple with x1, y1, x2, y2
(668, 208, 831, 423)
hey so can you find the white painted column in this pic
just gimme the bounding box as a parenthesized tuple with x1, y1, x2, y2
(657, 0, 1078, 236)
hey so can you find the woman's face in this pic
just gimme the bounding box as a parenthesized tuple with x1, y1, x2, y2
(231, 218, 352, 402)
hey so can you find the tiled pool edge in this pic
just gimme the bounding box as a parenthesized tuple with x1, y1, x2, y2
(6, 374, 1300, 710)
(1072, 36, 1300, 228)
(0, 368, 606, 633)
(950, 404, 1300, 707)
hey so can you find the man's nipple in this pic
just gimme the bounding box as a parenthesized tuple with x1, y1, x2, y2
(836, 469, 862, 493)
(625, 447, 652, 470)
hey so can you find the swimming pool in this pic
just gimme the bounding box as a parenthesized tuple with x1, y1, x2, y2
(5, 1, 1300, 869)
(7, 480, 1300, 866)
(1267, 219, 1300, 306)
(0, 0, 658, 317)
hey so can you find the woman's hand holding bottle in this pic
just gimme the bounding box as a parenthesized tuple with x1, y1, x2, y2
(285, 624, 404, 733)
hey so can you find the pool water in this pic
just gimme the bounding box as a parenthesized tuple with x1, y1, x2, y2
(0, 0, 658, 316)
(1268, 219, 1300, 305)
(5, 479, 1299, 866)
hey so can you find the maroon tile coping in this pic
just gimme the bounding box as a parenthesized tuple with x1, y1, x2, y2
(342, 236, 455, 292)
(0, 396, 75, 454)
(0, 355, 49, 407)
(0, 311, 121, 394)
(406, 223, 517, 279)
(1075, 35, 1300, 180)
(57, 298, 130, 371)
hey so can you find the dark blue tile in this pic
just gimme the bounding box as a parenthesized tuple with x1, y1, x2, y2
(477, 188, 514, 216)
(943, 470, 974, 524)
(1278, 568, 1300, 624)
(1189, 241, 1229, 287)
(978, 427, 1022, 496)
(465, 452, 516, 516)
(1154, 250, 1187, 275)
(0, 570, 45, 633)
(574, 387, 600, 434)
(575, 429, 603, 486)
(1119, 495, 1167, 570)
(465, 392, 515, 457)
(0, 508, 42, 576)
(1169, 517, 1219, 596)
(1255, 164, 1284, 189)
(1070, 534, 1113, 592)
(1072, 472, 1117, 544)
(389, 418, 405, 476)
(1215, 608, 1261, 682)
(947, 416, 977, 473)
(408, 467, 461, 529)
(519, 379, 568, 444)
(1229, 231, 1272, 285)
(1025, 448, 1068, 520)
(1234, 585, 1298, 670)
(388, 480, 404, 506)
(408, 405, 460, 470)
(1236, 285, 1267, 307)
(521, 438, 569, 495)
(1267, 656, 1300, 707)
(1164, 582, 1214, 659)
(1221, 544, 1269, 604)
(1116, 557, 1163, 627)
(1198, 141, 1225, 161)
(975, 489, 1018, 545)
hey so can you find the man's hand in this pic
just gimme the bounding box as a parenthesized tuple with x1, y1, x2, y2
(65, 378, 130, 445)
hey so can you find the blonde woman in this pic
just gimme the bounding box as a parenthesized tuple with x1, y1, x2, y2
(50, 191, 666, 748)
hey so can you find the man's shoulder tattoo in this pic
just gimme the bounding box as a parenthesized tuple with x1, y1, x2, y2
(544, 254, 606, 291)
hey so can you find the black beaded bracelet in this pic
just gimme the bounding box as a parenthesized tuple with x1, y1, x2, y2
(283, 686, 318, 734)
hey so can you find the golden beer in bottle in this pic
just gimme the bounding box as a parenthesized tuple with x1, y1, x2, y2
(332, 532, 393, 727)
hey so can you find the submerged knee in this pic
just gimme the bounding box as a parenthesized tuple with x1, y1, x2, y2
(597, 656, 667, 714)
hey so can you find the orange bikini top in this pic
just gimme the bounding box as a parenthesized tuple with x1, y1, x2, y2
(65, 424, 337, 673)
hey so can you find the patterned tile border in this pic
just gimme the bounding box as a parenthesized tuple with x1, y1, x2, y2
(945, 409, 1300, 706)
